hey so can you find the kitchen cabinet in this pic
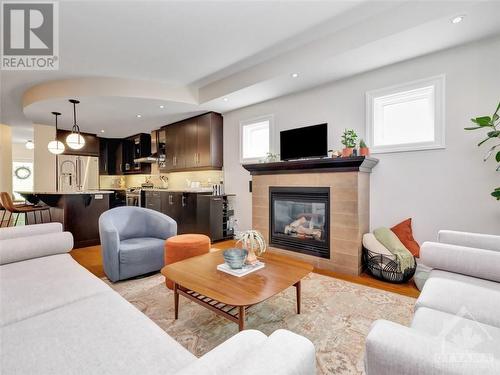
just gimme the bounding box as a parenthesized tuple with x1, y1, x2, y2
(99, 134, 151, 175)
(144, 191, 234, 241)
(144, 190, 161, 211)
(123, 133, 151, 174)
(156, 129, 167, 172)
(115, 141, 124, 174)
(161, 112, 223, 172)
(163, 125, 181, 170)
(196, 194, 234, 241)
(109, 190, 126, 208)
(99, 138, 119, 175)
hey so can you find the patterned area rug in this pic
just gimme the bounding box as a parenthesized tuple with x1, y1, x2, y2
(108, 273, 415, 375)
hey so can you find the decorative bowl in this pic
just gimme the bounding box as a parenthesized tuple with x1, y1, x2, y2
(223, 248, 248, 269)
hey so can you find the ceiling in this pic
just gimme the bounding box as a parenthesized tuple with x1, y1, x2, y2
(2, 0, 500, 142)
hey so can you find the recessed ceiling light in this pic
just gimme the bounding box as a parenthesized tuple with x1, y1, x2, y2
(291, 73, 299, 78)
(223, 98, 228, 102)
(451, 15, 465, 24)
(100, 129, 105, 133)
(159, 105, 165, 109)
(136, 114, 142, 118)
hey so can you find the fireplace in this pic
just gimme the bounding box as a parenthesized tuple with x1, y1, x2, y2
(269, 187, 330, 259)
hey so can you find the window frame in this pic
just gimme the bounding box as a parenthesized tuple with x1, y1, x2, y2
(366, 75, 446, 154)
(239, 114, 275, 164)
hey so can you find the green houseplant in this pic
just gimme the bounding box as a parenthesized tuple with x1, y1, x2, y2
(236, 230, 267, 265)
(359, 139, 370, 157)
(341, 129, 358, 157)
(465, 101, 500, 200)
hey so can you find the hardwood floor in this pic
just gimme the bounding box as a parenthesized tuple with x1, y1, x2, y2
(70, 239, 420, 298)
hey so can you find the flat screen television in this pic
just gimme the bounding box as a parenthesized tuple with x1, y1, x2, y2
(280, 123, 328, 161)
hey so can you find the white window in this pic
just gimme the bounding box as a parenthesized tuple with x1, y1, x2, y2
(240, 115, 274, 163)
(12, 162, 33, 201)
(366, 75, 445, 153)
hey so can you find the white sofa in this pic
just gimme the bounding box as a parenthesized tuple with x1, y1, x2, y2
(0, 223, 316, 375)
(365, 230, 500, 375)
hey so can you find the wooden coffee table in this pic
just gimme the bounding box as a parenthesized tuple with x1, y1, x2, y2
(161, 252, 313, 331)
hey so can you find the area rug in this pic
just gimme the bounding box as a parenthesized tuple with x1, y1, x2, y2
(108, 273, 415, 375)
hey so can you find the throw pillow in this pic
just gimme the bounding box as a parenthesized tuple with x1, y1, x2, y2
(391, 218, 420, 257)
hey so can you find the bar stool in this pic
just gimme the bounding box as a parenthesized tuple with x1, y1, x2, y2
(0, 192, 51, 226)
(0, 196, 33, 227)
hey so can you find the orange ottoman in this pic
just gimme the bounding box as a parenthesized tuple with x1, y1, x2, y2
(164, 234, 211, 289)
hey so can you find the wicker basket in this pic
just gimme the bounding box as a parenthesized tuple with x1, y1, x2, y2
(362, 247, 416, 283)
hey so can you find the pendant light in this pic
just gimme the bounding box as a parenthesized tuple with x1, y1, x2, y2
(47, 112, 65, 155)
(25, 140, 35, 150)
(66, 99, 85, 150)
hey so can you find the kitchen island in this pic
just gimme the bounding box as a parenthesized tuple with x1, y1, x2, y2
(18, 191, 112, 248)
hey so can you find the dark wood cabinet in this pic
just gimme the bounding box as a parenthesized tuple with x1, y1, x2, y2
(99, 138, 119, 175)
(99, 138, 128, 175)
(144, 191, 234, 241)
(57, 130, 100, 157)
(161, 112, 223, 172)
(123, 133, 151, 175)
(183, 118, 198, 169)
(115, 141, 124, 174)
(144, 191, 161, 211)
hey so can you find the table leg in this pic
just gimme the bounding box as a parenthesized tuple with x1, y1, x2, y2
(174, 283, 179, 320)
(238, 306, 246, 331)
(294, 280, 301, 314)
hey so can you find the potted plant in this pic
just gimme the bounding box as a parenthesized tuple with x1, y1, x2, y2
(341, 129, 358, 157)
(465, 102, 500, 200)
(236, 230, 267, 265)
(359, 139, 370, 156)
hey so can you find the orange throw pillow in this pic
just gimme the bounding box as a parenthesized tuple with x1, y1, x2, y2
(390, 218, 420, 257)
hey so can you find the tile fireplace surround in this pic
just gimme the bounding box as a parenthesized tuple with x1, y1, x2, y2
(243, 157, 378, 275)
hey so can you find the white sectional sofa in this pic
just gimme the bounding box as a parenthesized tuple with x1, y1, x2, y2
(0, 223, 316, 375)
(365, 230, 500, 375)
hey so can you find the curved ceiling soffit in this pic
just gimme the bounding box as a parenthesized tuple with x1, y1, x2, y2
(22, 77, 199, 109)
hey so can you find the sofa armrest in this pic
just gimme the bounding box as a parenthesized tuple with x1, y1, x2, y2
(0, 231, 73, 265)
(233, 329, 315, 375)
(420, 241, 500, 282)
(174, 330, 267, 375)
(98, 216, 121, 282)
(365, 320, 500, 375)
(438, 230, 500, 251)
(0, 222, 62, 240)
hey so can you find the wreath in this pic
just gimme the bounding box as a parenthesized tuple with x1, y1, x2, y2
(14, 166, 31, 180)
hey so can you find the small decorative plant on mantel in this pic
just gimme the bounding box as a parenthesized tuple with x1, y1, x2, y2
(359, 139, 370, 157)
(236, 230, 267, 265)
(341, 129, 358, 157)
(465, 101, 500, 200)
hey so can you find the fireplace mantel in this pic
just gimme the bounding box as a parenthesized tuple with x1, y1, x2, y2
(243, 156, 378, 175)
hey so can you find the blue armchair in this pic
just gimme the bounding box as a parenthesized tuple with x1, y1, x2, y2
(98, 206, 177, 282)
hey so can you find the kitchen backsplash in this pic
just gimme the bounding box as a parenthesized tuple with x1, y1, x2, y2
(100, 170, 224, 190)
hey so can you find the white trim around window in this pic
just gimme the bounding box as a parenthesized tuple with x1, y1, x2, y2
(239, 114, 275, 164)
(366, 74, 446, 154)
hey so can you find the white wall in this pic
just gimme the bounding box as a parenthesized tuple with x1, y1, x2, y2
(223, 36, 500, 243)
(0, 124, 13, 194)
(33, 124, 56, 191)
(12, 143, 34, 162)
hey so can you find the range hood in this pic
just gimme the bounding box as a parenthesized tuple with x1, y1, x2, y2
(134, 152, 165, 163)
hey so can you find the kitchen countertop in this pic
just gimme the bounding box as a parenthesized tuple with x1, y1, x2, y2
(17, 190, 114, 195)
(109, 187, 214, 193)
(146, 188, 213, 193)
